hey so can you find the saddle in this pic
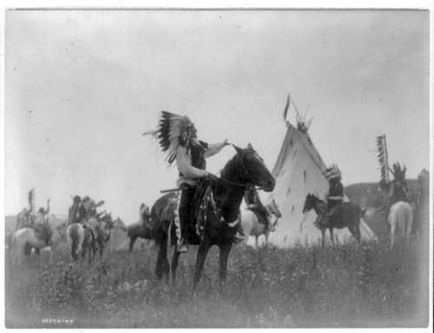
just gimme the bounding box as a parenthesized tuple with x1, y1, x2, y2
(315, 205, 345, 229)
(195, 186, 214, 238)
(183, 181, 216, 243)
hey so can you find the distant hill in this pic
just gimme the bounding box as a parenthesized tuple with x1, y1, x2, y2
(345, 179, 419, 208)
(345, 179, 423, 239)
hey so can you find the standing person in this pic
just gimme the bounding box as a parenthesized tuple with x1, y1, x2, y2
(149, 111, 241, 252)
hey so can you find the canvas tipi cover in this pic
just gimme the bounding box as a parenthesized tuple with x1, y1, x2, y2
(268, 121, 376, 247)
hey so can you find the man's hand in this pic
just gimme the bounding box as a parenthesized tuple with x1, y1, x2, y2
(203, 171, 218, 181)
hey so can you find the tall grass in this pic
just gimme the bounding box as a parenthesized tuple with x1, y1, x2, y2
(5, 238, 428, 328)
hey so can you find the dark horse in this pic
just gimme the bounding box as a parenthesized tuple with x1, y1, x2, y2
(126, 205, 153, 252)
(302, 193, 363, 248)
(154, 144, 275, 289)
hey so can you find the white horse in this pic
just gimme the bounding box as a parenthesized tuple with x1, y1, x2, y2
(66, 223, 96, 263)
(10, 225, 54, 266)
(240, 199, 282, 248)
(388, 201, 413, 249)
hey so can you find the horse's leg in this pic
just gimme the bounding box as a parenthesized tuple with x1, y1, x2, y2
(171, 249, 181, 285)
(99, 240, 104, 259)
(90, 242, 96, 264)
(255, 236, 259, 249)
(406, 210, 413, 248)
(129, 236, 136, 253)
(155, 230, 169, 281)
(390, 219, 395, 250)
(264, 232, 269, 247)
(329, 228, 334, 245)
(321, 228, 326, 248)
(81, 246, 86, 260)
(218, 242, 233, 284)
(355, 222, 361, 243)
(193, 238, 211, 289)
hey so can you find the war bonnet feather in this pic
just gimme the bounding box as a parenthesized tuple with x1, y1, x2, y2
(390, 162, 407, 182)
(143, 111, 197, 165)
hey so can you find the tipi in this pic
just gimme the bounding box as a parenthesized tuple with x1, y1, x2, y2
(268, 119, 377, 247)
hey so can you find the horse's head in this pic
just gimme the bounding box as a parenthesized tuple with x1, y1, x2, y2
(303, 193, 320, 213)
(230, 143, 275, 192)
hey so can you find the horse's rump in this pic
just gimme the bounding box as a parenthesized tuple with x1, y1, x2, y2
(67, 224, 82, 259)
(151, 193, 177, 226)
(333, 203, 361, 224)
(389, 201, 413, 233)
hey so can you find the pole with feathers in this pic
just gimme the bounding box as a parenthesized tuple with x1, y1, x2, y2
(376, 134, 390, 191)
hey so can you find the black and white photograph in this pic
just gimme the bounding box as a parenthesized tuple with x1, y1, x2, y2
(2, 4, 432, 329)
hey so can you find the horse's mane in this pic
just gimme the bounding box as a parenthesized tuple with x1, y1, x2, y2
(219, 152, 242, 181)
(309, 193, 326, 205)
(211, 152, 247, 222)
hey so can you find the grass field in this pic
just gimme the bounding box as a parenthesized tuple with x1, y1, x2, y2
(4, 233, 429, 328)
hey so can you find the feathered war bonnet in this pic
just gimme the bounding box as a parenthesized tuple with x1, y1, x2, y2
(390, 162, 407, 182)
(325, 164, 341, 181)
(155, 111, 198, 165)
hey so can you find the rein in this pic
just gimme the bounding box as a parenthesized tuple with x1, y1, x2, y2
(218, 151, 258, 189)
(218, 176, 249, 188)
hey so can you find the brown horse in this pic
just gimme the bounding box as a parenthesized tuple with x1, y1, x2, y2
(154, 144, 275, 289)
(302, 193, 363, 247)
(126, 204, 154, 252)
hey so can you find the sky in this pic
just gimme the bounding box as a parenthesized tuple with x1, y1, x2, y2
(4, 9, 430, 223)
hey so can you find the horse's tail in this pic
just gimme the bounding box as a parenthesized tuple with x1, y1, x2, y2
(67, 224, 82, 260)
(85, 227, 97, 261)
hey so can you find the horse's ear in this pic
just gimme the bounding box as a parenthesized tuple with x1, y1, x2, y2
(232, 144, 243, 155)
(247, 142, 253, 150)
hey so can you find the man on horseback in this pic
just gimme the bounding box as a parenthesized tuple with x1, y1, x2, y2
(388, 163, 409, 207)
(68, 195, 83, 224)
(244, 185, 271, 232)
(318, 164, 344, 227)
(326, 164, 344, 211)
(149, 111, 243, 253)
(32, 200, 53, 248)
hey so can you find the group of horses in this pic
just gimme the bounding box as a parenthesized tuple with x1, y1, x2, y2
(122, 144, 277, 288)
(7, 143, 414, 289)
(66, 214, 126, 264)
(9, 206, 126, 266)
(302, 193, 414, 249)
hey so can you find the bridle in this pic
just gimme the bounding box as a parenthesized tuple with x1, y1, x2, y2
(218, 146, 264, 190)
